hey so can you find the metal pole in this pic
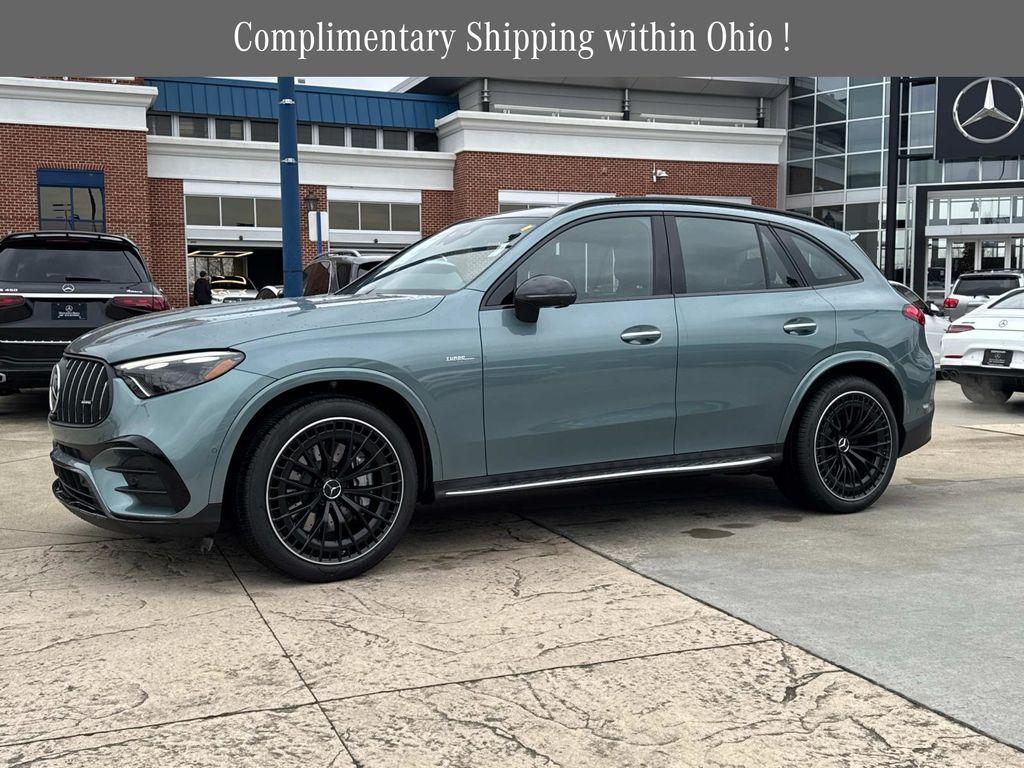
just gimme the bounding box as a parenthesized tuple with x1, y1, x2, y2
(315, 205, 323, 258)
(883, 76, 902, 281)
(278, 77, 302, 298)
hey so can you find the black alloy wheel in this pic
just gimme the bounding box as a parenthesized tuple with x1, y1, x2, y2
(773, 375, 898, 514)
(813, 391, 894, 501)
(267, 417, 404, 564)
(238, 398, 417, 581)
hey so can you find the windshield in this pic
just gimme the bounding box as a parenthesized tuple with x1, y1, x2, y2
(990, 289, 1024, 310)
(0, 247, 147, 283)
(344, 216, 546, 295)
(954, 276, 1019, 297)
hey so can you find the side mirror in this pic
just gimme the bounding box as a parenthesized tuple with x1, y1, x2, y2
(928, 302, 943, 316)
(513, 275, 577, 323)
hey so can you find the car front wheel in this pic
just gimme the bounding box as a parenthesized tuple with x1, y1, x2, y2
(236, 397, 417, 581)
(773, 376, 898, 513)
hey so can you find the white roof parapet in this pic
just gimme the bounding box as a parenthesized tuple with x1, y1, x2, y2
(0, 77, 156, 131)
(147, 136, 456, 191)
(435, 110, 785, 165)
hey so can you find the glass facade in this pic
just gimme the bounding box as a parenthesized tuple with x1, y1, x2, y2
(785, 77, 1024, 287)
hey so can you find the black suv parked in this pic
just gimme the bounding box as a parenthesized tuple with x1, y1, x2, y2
(0, 232, 168, 394)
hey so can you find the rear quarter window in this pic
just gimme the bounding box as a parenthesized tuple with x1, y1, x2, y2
(990, 289, 1024, 310)
(776, 230, 857, 287)
(0, 247, 147, 283)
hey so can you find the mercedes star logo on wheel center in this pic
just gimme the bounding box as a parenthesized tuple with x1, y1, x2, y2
(953, 77, 1024, 144)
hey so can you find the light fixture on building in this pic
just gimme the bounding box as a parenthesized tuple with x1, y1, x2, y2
(652, 165, 668, 183)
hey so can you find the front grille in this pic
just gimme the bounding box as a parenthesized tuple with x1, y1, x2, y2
(53, 357, 112, 426)
(53, 465, 104, 516)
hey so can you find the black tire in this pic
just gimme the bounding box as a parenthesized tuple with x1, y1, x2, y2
(960, 377, 1012, 405)
(773, 376, 898, 514)
(236, 397, 417, 582)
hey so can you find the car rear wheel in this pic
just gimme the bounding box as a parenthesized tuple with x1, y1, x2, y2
(773, 376, 898, 514)
(960, 377, 1012, 405)
(236, 397, 417, 582)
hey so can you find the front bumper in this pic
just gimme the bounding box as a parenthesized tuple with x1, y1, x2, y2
(48, 365, 271, 537)
(0, 360, 54, 389)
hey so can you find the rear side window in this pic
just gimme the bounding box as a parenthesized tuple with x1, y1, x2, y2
(674, 217, 802, 293)
(776, 231, 857, 287)
(990, 289, 1024, 310)
(0, 247, 147, 283)
(954, 275, 1020, 297)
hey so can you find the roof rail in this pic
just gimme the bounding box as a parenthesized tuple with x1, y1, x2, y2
(558, 196, 821, 226)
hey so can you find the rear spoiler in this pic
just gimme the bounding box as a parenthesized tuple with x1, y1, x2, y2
(0, 230, 143, 257)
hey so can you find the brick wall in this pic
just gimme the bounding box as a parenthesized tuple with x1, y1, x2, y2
(0, 123, 151, 251)
(148, 178, 187, 309)
(449, 151, 778, 224)
(421, 189, 454, 236)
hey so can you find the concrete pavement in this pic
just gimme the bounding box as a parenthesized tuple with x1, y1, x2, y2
(2, 383, 1023, 766)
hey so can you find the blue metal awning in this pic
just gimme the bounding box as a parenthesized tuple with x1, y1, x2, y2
(144, 77, 457, 131)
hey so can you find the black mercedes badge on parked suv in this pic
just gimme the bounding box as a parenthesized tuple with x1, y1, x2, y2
(0, 231, 169, 394)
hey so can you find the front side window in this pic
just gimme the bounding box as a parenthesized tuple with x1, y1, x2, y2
(346, 216, 545, 295)
(777, 230, 857, 286)
(515, 216, 656, 301)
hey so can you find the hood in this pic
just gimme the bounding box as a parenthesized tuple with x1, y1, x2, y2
(68, 292, 444, 363)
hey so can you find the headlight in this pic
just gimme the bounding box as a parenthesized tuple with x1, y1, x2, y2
(115, 350, 244, 398)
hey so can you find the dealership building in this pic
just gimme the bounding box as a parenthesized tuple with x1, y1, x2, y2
(1, 75, 1022, 306)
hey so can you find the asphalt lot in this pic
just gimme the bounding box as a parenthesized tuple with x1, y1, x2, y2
(1, 381, 1023, 766)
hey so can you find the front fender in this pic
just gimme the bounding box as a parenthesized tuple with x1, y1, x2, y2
(206, 367, 443, 505)
(775, 351, 901, 445)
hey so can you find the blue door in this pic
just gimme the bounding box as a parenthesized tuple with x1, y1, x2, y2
(480, 215, 678, 475)
(670, 216, 837, 454)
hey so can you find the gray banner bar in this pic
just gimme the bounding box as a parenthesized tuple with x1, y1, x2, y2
(5, 0, 1023, 76)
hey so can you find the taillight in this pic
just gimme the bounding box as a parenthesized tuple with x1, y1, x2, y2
(902, 304, 926, 326)
(0, 295, 26, 309)
(946, 324, 974, 333)
(110, 295, 170, 312)
(943, 297, 959, 309)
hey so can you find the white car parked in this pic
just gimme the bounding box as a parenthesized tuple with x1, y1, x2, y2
(210, 275, 258, 304)
(889, 281, 948, 369)
(940, 287, 1024, 404)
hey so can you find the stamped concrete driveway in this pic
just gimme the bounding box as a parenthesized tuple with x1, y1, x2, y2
(2, 384, 1023, 766)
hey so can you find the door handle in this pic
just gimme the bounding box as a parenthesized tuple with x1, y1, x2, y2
(783, 318, 817, 335)
(621, 326, 662, 345)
